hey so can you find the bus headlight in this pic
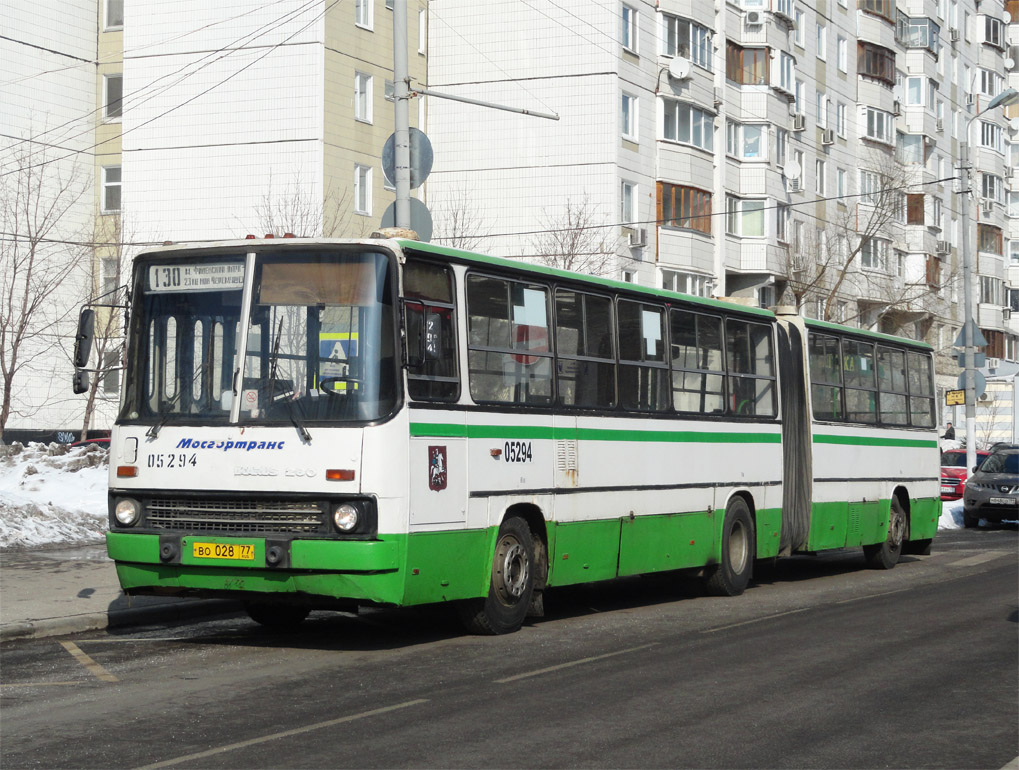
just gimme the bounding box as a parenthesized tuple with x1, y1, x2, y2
(114, 498, 141, 527)
(332, 503, 359, 532)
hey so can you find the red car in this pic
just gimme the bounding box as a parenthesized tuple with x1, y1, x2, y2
(940, 449, 990, 501)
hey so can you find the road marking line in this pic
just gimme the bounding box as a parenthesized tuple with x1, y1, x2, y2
(59, 641, 118, 683)
(77, 638, 190, 643)
(949, 552, 1005, 568)
(836, 587, 912, 605)
(494, 644, 657, 684)
(0, 681, 81, 688)
(702, 607, 812, 634)
(133, 699, 428, 770)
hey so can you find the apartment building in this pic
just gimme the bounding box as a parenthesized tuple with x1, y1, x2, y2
(426, 0, 1019, 408)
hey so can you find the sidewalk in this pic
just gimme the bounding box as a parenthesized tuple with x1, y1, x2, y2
(0, 543, 239, 641)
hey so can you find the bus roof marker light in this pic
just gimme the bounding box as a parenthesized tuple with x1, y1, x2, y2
(326, 469, 356, 481)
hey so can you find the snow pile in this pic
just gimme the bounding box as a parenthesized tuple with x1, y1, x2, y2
(0, 442, 109, 551)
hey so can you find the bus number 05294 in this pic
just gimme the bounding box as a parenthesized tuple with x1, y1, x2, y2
(504, 441, 532, 463)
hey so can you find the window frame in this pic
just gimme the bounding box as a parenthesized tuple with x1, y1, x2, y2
(101, 165, 122, 213)
(354, 71, 373, 123)
(103, 73, 123, 121)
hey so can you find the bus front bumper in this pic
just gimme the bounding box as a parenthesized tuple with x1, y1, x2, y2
(106, 532, 405, 605)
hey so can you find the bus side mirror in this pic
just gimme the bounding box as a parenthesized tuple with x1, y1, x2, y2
(72, 369, 90, 395)
(73, 309, 95, 368)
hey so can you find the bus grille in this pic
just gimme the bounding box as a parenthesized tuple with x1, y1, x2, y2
(145, 498, 324, 534)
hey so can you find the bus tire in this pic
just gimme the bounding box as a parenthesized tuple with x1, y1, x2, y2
(458, 516, 535, 635)
(963, 513, 979, 528)
(703, 498, 755, 597)
(245, 602, 310, 629)
(863, 496, 906, 570)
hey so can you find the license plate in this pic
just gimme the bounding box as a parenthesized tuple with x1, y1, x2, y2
(192, 542, 255, 561)
(989, 497, 1017, 506)
(940, 486, 954, 493)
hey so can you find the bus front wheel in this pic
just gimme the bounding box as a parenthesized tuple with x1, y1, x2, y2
(703, 498, 755, 597)
(458, 516, 535, 635)
(863, 497, 906, 570)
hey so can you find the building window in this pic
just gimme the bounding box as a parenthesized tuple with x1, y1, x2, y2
(905, 76, 924, 105)
(898, 133, 925, 164)
(861, 237, 890, 270)
(980, 276, 1004, 305)
(105, 0, 124, 29)
(622, 92, 638, 141)
(896, 16, 941, 52)
(977, 68, 1003, 98)
(354, 164, 372, 215)
(933, 197, 943, 229)
(662, 270, 711, 297)
(661, 14, 712, 69)
(906, 193, 925, 225)
(101, 166, 121, 212)
(859, 170, 882, 204)
(837, 36, 848, 72)
(982, 15, 1005, 49)
(726, 43, 769, 85)
(621, 4, 638, 52)
(102, 258, 118, 296)
(816, 24, 827, 60)
(794, 9, 805, 46)
(725, 196, 766, 237)
(103, 351, 120, 394)
(860, 0, 896, 24)
(979, 121, 1004, 153)
(355, 0, 372, 29)
(857, 43, 895, 85)
(103, 74, 123, 120)
(775, 128, 787, 166)
(982, 174, 1004, 204)
(815, 91, 828, 128)
(662, 99, 714, 151)
(418, 9, 426, 53)
(354, 72, 372, 122)
(658, 183, 712, 234)
(1009, 240, 1019, 264)
(1008, 192, 1019, 218)
(837, 168, 847, 202)
(836, 102, 847, 136)
(621, 181, 636, 224)
(777, 204, 790, 242)
(863, 107, 894, 144)
(726, 122, 766, 160)
(776, 52, 795, 93)
(816, 160, 826, 195)
(977, 224, 1002, 255)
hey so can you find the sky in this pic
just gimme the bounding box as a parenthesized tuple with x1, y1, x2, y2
(0, 441, 974, 552)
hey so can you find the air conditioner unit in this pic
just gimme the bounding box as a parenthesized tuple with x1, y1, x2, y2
(792, 113, 806, 131)
(982, 200, 995, 216)
(978, 391, 992, 402)
(965, 93, 975, 106)
(950, 27, 960, 42)
(628, 227, 647, 247)
(821, 128, 835, 145)
(987, 357, 1001, 369)
(936, 118, 944, 132)
(936, 239, 950, 254)
(787, 178, 801, 192)
(892, 100, 902, 116)
(790, 255, 807, 272)
(745, 10, 763, 25)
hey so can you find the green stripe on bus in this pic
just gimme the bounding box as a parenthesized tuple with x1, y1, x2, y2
(410, 423, 780, 443)
(813, 434, 938, 448)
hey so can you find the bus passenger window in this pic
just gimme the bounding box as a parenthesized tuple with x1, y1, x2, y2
(808, 333, 843, 421)
(842, 339, 877, 423)
(906, 351, 935, 427)
(618, 301, 669, 412)
(725, 319, 776, 416)
(404, 261, 459, 401)
(877, 346, 908, 426)
(555, 290, 616, 408)
(669, 309, 725, 413)
(466, 275, 553, 405)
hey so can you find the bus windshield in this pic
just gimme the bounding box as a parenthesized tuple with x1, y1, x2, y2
(120, 248, 398, 427)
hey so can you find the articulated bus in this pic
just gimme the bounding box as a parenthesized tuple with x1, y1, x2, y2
(85, 237, 940, 634)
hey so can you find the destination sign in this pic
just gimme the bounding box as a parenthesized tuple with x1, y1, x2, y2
(147, 262, 244, 293)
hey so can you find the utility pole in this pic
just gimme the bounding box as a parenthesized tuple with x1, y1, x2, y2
(959, 139, 976, 475)
(393, 0, 411, 229)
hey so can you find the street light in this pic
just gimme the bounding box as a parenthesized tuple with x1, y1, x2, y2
(960, 87, 1019, 473)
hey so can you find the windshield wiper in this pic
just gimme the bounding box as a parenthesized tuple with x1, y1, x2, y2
(267, 317, 312, 444)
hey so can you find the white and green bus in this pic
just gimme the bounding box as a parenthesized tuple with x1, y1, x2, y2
(85, 237, 940, 634)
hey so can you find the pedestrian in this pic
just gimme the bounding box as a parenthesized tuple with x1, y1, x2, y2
(943, 422, 955, 440)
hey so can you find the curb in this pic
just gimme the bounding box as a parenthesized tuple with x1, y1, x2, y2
(0, 599, 243, 642)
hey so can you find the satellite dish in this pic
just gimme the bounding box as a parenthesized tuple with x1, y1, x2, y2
(668, 57, 692, 81)
(1005, 58, 1016, 70)
(1010, 117, 1019, 133)
(784, 159, 801, 180)
(1004, 11, 1011, 22)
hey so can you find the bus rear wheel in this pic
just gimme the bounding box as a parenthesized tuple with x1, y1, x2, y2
(863, 496, 906, 570)
(245, 602, 310, 629)
(458, 516, 535, 635)
(703, 498, 755, 597)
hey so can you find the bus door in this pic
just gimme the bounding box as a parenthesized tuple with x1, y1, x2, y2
(776, 314, 811, 554)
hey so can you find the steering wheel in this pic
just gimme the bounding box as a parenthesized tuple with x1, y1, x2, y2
(318, 376, 361, 395)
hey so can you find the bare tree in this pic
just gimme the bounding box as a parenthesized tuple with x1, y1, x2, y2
(782, 147, 955, 339)
(250, 174, 355, 238)
(527, 196, 614, 276)
(431, 184, 490, 251)
(0, 140, 90, 441)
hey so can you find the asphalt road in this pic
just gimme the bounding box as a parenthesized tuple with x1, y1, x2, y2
(2, 528, 1016, 770)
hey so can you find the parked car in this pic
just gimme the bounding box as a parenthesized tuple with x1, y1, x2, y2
(963, 448, 1019, 528)
(941, 449, 990, 501)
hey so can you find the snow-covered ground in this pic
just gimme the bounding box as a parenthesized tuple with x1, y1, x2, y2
(0, 442, 979, 551)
